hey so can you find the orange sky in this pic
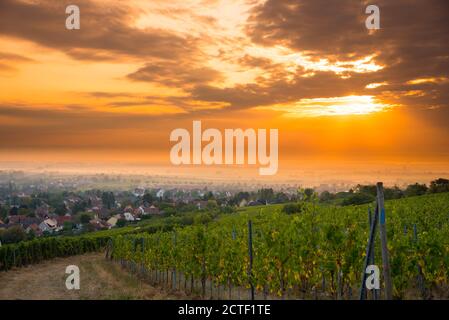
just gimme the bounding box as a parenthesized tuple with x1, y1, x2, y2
(0, 0, 448, 180)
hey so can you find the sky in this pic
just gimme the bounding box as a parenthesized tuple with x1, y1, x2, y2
(0, 0, 448, 181)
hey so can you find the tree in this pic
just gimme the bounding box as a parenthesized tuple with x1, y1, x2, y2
(231, 192, 250, 205)
(142, 192, 153, 205)
(0, 225, 27, 244)
(63, 221, 74, 231)
(429, 178, 449, 194)
(274, 192, 289, 203)
(319, 191, 335, 203)
(257, 188, 274, 203)
(342, 193, 375, 206)
(202, 191, 215, 201)
(282, 203, 303, 215)
(9, 206, 18, 216)
(27, 229, 36, 240)
(102, 192, 115, 209)
(18, 207, 31, 217)
(383, 186, 403, 200)
(80, 213, 92, 224)
(55, 203, 68, 216)
(0, 206, 7, 220)
(404, 183, 428, 197)
(72, 201, 87, 215)
(355, 185, 377, 197)
(26, 210, 36, 218)
(29, 196, 42, 209)
(206, 200, 218, 210)
(116, 219, 126, 227)
(304, 188, 315, 200)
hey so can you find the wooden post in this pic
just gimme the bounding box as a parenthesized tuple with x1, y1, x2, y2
(140, 238, 145, 275)
(368, 207, 378, 300)
(359, 203, 378, 300)
(377, 182, 393, 300)
(248, 220, 255, 300)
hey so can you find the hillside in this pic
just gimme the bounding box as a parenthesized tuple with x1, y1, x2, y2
(112, 192, 449, 299)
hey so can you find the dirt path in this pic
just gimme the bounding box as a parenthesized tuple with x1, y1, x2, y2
(0, 253, 189, 300)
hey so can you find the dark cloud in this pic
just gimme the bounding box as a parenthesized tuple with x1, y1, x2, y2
(0, 103, 168, 148)
(0, 51, 34, 73)
(190, 70, 372, 110)
(174, 0, 449, 117)
(0, 0, 196, 61)
(84, 92, 141, 99)
(0, 52, 34, 62)
(128, 61, 223, 87)
(243, 0, 449, 111)
(1, 0, 448, 122)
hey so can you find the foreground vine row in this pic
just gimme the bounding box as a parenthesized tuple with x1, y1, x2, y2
(112, 193, 449, 299)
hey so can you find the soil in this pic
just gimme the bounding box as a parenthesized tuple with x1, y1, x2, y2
(0, 253, 189, 300)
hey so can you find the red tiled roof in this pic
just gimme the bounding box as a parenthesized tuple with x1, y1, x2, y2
(8, 215, 26, 224)
(55, 216, 72, 225)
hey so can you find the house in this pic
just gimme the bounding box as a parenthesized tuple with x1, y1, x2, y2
(248, 200, 264, 206)
(7, 215, 27, 225)
(123, 205, 133, 213)
(26, 223, 42, 236)
(156, 189, 165, 198)
(94, 207, 111, 220)
(21, 217, 41, 229)
(194, 200, 209, 210)
(134, 206, 145, 217)
(90, 206, 100, 214)
(89, 219, 109, 231)
(107, 216, 118, 227)
(39, 218, 58, 233)
(55, 215, 72, 227)
(89, 197, 102, 208)
(239, 199, 248, 207)
(146, 205, 160, 215)
(133, 187, 145, 197)
(35, 203, 50, 218)
(123, 212, 135, 221)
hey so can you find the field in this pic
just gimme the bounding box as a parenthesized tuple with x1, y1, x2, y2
(1, 192, 449, 300)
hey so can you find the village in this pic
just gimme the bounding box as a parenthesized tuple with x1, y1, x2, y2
(2, 171, 444, 245)
(0, 186, 233, 241)
(0, 175, 300, 244)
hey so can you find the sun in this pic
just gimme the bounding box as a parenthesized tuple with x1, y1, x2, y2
(262, 95, 390, 117)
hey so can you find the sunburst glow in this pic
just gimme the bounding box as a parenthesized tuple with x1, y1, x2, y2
(265, 95, 390, 117)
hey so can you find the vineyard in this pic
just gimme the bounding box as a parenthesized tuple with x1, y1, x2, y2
(1, 192, 449, 300)
(111, 192, 449, 299)
(0, 218, 179, 272)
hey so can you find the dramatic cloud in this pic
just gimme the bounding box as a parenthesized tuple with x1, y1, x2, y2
(0, 0, 197, 61)
(128, 61, 224, 87)
(0, 0, 448, 165)
(245, 0, 449, 111)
